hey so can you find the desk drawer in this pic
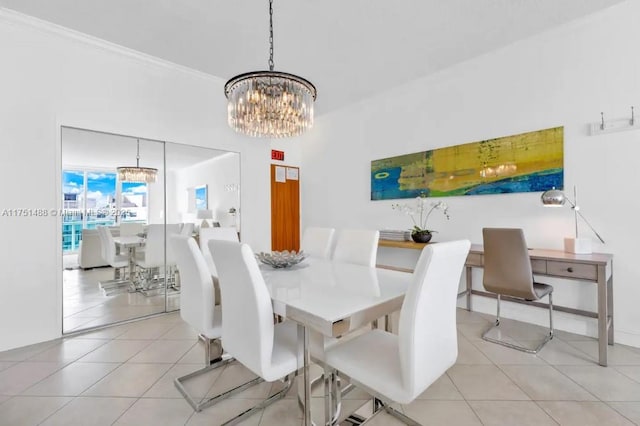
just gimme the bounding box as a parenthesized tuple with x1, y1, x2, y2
(546, 261, 597, 281)
(531, 259, 547, 274)
(466, 253, 483, 267)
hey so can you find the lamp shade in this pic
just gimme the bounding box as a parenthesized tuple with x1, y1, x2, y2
(197, 209, 213, 220)
(540, 188, 566, 207)
(539, 185, 605, 250)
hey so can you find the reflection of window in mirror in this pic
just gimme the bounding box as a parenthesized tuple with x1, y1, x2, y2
(62, 168, 119, 252)
(120, 181, 148, 224)
(195, 184, 208, 210)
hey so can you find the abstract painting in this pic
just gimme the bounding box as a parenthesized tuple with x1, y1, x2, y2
(371, 126, 563, 200)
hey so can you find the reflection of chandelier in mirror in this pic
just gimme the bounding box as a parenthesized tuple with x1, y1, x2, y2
(224, 0, 316, 138)
(117, 139, 157, 183)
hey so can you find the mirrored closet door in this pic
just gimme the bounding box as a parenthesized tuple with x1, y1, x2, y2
(61, 127, 240, 334)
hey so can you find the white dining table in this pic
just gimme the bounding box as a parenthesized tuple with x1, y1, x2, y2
(260, 259, 412, 426)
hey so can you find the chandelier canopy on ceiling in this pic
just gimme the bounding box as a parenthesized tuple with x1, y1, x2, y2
(224, 0, 317, 138)
(117, 139, 157, 183)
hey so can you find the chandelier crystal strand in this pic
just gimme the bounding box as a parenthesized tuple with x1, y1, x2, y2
(224, 0, 316, 138)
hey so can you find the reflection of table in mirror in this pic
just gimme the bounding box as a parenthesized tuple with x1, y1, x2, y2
(261, 258, 411, 425)
(113, 236, 145, 287)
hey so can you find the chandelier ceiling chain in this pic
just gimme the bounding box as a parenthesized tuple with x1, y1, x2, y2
(268, 0, 274, 72)
(135, 139, 141, 168)
(224, 0, 317, 138)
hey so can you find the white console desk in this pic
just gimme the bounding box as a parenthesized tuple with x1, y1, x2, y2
(377, 240, 614, 366)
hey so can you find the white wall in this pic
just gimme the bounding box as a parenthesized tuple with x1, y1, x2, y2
(299, 1, 640, 346)
(0, 10, 272, 351)
(170, 153, 241, 229)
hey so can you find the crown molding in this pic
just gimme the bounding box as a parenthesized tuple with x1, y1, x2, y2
(0, 7, 221, 83)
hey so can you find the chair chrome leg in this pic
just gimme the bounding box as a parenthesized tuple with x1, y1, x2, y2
(324, 365, 333, 426)
(174, 354, 243, 412)
(175, 336, 257, 412)
(482, 292, 554, 354)
(548, 292, 554, 338)
(382, 402, 422, 426)
(220, 376, 293, 426)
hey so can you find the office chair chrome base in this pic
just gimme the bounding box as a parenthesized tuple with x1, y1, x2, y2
(482, 293, 554, 354)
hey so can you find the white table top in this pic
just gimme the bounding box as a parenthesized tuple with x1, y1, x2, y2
(113, 236, 145, 247)
(261, 259, 412, 337)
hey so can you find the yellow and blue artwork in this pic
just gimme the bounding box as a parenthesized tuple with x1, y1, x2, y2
(371, 126, 563, 200)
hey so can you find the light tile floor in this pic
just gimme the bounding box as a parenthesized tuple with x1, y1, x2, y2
(1, 309, 640, 425)
(63, 266, 180, 333)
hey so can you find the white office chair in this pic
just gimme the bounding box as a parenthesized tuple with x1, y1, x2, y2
(171, 235, 260, 412)
(209, 239, 300, 424)
(119, 222, 144, 237)
(332, 229, 380, 267)
(301, 227, 336, 259)
(135, 223, 181, 292)
(324, 240, 471, 425)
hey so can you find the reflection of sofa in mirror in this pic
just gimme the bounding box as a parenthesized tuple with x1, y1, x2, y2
(79, 227, 120, 269)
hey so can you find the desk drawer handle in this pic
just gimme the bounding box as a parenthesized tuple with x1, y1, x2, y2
(567, 267, 574, 273)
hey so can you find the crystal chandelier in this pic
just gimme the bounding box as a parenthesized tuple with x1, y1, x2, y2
(117, 139, 157, 183)
(224, 0, 317, 138)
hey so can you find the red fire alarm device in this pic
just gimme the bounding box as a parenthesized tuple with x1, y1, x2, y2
(271, 149, 285, 161)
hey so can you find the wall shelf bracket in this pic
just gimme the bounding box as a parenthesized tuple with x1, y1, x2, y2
(591, 106, 638, 135)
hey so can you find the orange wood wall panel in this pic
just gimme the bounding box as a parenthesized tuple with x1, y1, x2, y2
(271, 164, 300, 251)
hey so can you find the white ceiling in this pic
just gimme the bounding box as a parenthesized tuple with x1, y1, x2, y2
(0, 0, 627, 115)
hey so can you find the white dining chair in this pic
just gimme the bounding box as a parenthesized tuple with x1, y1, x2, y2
(324, 240, 471, 425)
(332, 228, 382, 330)
(209, 239, 301, 424)
(332, 229, 380, 267)
(97, 226, 128, 280)
(171, 235, 260, 412)
(119, 222, 144, 237)
(135, 223, 181, 292)
(96, 226, 131, 295)
(199, 227, 239, 277)
(301, 227, 335, 259)
(180, 222, 195, 237)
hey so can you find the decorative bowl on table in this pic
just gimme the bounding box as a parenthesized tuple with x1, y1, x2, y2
(256, 250, 306, 268)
